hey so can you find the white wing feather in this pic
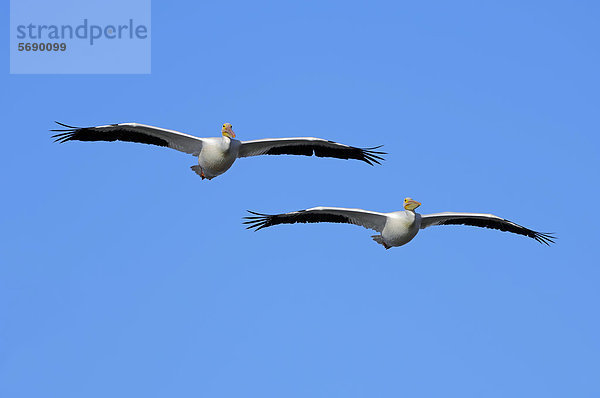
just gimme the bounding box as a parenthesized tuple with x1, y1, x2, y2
(245, 206, 389, 232)
(52, 122, 204, 156)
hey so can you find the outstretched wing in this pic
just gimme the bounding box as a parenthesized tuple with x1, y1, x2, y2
(51, 122, 204, 156)
(244, 207, 388, 232)
(238, 137, 385, 165)
(420, 212, 555, 245)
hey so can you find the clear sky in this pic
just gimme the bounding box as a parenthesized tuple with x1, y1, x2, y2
(1, 1, 599, 397)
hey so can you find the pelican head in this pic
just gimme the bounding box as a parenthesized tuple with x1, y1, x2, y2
(221, 123, 236, 138)
(404, 197, 421, 211)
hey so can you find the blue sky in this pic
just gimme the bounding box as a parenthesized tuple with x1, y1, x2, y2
(1, 1, 599, 397)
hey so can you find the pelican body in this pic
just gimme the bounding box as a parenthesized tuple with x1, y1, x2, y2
(245, 198, 555, 249)
(379, 209, 422, 248)
(194, 129, 241, 179)
(52, 122, 385, 180)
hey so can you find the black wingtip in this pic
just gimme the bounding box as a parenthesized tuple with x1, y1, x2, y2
(51, 131, 76, 143)
(533, 232, 556, 246)
(246, 210, 268, 216)
(361, 146, 386, 165)
(54, 121, 80, 129)
(51, 122, 81, 143)
(243, 210, 273, 231)
(364, 145, 386, 152)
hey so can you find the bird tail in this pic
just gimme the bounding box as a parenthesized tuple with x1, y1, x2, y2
(191, 165, 214, 180)
(190, 165, 202, 175)
(371, 235, 391, 249)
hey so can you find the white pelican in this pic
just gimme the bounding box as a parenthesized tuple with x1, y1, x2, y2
(52, 122, 385, 179)
(244, 198, 555, 249)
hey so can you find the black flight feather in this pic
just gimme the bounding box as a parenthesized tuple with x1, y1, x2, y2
(244, 210, 354, 231)
(433, 217, 556, 245)
(51, 122, 169, 147)
(261, 144, 385, 165)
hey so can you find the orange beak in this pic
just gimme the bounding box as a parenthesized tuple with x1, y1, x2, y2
(404, 199, 422, 210)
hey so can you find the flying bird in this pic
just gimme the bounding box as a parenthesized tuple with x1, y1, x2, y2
(244, 198, 555, 249)
(51, 122, 385, 180)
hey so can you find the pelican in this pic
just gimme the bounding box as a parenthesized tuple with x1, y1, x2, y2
(244, 198, 555, 249)
(51, 122, 385, 179)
